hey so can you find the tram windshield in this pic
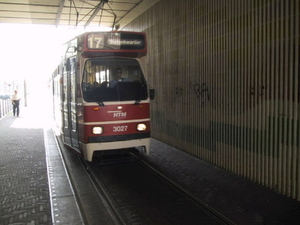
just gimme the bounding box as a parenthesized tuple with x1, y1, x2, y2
(82, 58, 148, 103)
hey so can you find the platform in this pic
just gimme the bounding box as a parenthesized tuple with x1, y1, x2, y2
(0, 105, 83, 225)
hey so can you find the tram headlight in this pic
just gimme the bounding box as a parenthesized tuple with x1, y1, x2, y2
(92, 126, 103, 134)
(137, 123, 147, 131)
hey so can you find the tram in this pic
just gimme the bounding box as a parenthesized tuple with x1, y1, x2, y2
(52, 31, 154, 161)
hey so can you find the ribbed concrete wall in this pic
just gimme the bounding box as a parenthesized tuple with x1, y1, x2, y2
(124, 0, 300, 200)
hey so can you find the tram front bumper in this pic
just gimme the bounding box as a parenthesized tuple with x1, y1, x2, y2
(81, 138, 150, 162)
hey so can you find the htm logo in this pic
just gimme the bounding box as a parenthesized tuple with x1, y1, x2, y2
(113, 112, 127, 118)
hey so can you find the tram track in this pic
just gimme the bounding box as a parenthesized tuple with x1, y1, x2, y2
(57, 133, 235, 224)
(79, 157, 126, 225)
(56, 135, 117, 225)
(82, 151, 235, 224)
(130, 152, 236, 225)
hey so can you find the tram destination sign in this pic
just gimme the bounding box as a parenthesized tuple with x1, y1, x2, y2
(87, 32, 145, 50)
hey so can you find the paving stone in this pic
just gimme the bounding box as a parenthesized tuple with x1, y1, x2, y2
(0, 112, 52, 225)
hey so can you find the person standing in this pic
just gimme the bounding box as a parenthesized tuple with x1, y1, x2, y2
(11, 90, 21, 117)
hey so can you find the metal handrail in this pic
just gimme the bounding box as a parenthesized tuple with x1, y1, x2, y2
(0, 99, 12, 118)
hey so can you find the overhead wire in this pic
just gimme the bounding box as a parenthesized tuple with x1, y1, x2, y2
(98, 8, 104, 27)
(67, 0, 80, 27)
(68, 0, 71, 26)
(106, 1, 117, 30)
(67, 0, 117, 29)
(72, 1, 79, 26)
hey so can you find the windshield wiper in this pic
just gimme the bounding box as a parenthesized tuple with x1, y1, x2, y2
(91, 91, 105, 106)
(134, 83, 146, 105)
(97, 101, 104, 107)
(134, 99, 140, 105)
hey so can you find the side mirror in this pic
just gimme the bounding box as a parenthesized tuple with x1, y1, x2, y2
(149, 89, 155, 100)
(66, 46, 77, 53)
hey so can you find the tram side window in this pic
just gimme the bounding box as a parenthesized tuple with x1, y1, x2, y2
(82, 58, 148, 102)
(69, 58, 76, 103)
(63, 67, 68, 128)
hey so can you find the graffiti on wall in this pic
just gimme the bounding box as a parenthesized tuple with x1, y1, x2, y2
(172, 80, 295, 115)
(193, 83, 211, 107)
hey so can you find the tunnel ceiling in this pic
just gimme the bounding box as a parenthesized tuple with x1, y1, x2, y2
(0, 0, 159, 30)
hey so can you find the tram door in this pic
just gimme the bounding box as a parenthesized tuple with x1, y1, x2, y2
(62, 57, 79, 151)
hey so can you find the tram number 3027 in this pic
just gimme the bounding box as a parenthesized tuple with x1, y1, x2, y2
(113, 126, 128, 132)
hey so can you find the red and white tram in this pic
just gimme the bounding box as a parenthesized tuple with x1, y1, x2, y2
(52, 31, 154, 161)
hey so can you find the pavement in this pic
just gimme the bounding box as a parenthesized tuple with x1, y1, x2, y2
(1, 103, 300, 225)
(0, 106, 52, 225)
(0, 105, 83, 225)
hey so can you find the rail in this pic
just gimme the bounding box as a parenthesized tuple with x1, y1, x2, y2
(130, 152, 236, 225)
(83, 152, 233, 224)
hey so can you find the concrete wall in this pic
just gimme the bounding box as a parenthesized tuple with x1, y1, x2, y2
(124, 0, 300, 200)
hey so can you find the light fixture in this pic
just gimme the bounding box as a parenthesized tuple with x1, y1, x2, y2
(92, 126, 103, 134)
(137, 123, 147, 131)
